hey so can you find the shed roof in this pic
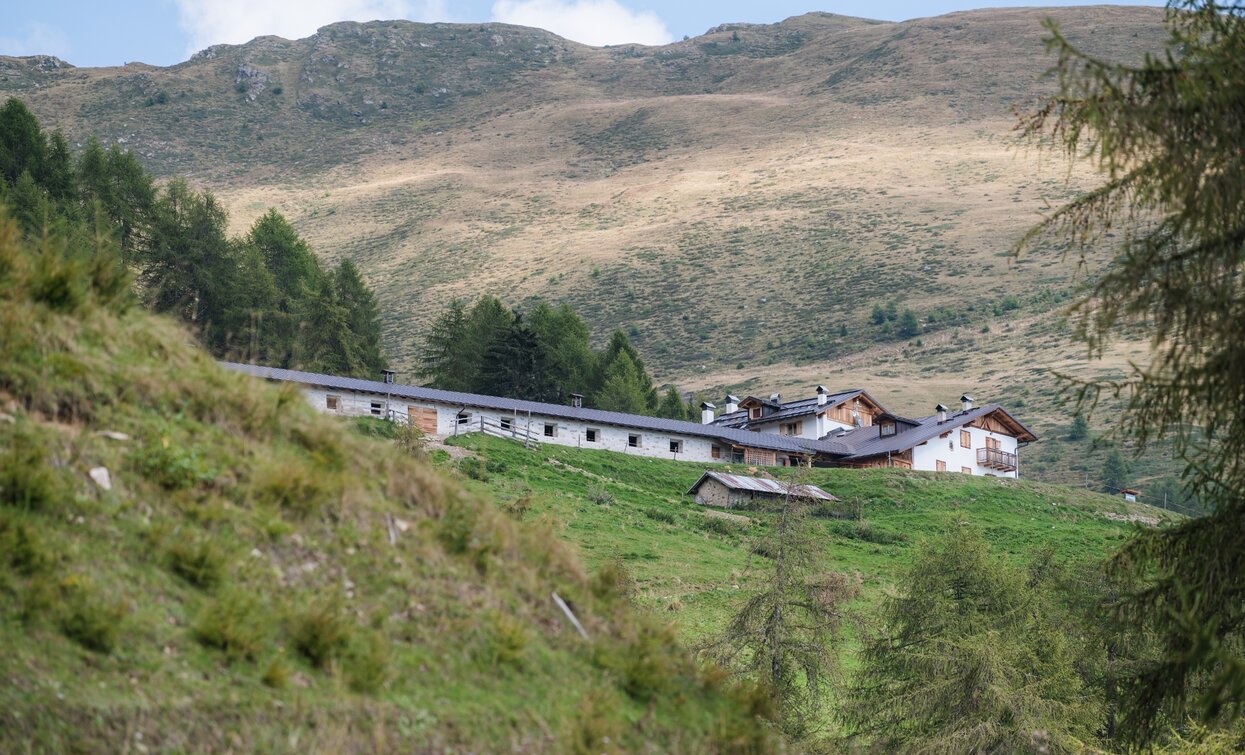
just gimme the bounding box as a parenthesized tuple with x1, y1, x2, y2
(687, 471, 838, 501)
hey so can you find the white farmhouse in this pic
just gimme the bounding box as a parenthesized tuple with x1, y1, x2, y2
(221, 363, 1037, 476)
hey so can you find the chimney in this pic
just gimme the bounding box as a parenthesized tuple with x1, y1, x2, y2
(769, 393, 781, 404)
(936, 403, 948, 423)
(570, 393, 584, 409)
(381, 369, 396, 384)
(816, 385, 828, 406)
(724, 395, 739, 413)
(701, 401, 716, 425)
(961, 394, 974, 413)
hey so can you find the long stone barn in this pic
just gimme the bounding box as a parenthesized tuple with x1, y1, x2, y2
(221, 363, 1037, 475)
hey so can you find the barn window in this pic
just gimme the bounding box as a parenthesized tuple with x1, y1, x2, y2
(628, 434, 640, 448)
(326, 395, 340, 411)
(544, 423, 556, 438)
(669, 440, 683, 454)
(936, 460, 947, 472)
(585, 428, 599, 443)
(456, 411, 470, 425)
(711, 445, 721, 459)
(370, 401, 384, 416)
(500, 418, 512, 431)
(962, 466, 972, 474)
(960, 430, 971, 448)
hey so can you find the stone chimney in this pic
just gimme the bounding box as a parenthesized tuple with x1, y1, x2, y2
(816, 385, 829, 406)
(724, 395, 739, 413)
(936, 403, 948, 423)
(381, 369, 396, 384)
(701, 401, 716, 424)
(961, 394, 974, 413)
(570, 393, 584, 408)
(769, 393, 781, 404)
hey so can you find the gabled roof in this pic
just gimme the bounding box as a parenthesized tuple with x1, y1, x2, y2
(687, 471, 838, 501)
(713, 388, 879, 428)
(833, 404, 1038, 459)
(221, 362, 819, 456)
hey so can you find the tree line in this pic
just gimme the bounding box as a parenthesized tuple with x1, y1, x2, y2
(0, 97, 386, 378)
(419, 296, 698, 418)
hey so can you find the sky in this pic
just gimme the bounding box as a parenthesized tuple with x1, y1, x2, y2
(2, 0, 1167, 68)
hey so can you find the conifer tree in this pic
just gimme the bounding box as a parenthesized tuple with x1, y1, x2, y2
(418, 299, 475, 391)
(657, 385, 688, 420)
(593, 350, 651, 414)
(843, 523, 1097, 752)
(1021, 5, 1245, 734)
(527, 300, 594, 400)
(477, 313, 556, 401)
(595, 330, 657, 411)
(298, 273, 361, 377)
(1068, 413, 1089, 441)
(333, 258, 387, 375)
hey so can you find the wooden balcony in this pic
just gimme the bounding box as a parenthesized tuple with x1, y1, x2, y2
(977, 447, 1017, 472)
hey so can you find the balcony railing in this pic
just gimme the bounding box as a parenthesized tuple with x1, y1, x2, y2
(977, 447, 1017, 472)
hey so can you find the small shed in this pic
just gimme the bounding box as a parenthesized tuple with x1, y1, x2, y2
(1121, 488, 1140, 503)
(687, 471, 837, 509)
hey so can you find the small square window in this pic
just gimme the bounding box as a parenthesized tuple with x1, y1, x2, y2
(370, 401, 384, 416)
(749, 407, 763, 420)
(585, 428, 598, 443)
(326, 395, 339, 411)
(544, 423, 556, 438)
(962, 466, 972, 474)
(711, 445, 721, 459)
(669, 440, 683, 454)
(880, 422, 896, 437)
(456, 411, 470, 425)
(500, 417, 512, 430)
(936, 460, 947, 472)
(628, 434, 640, 448)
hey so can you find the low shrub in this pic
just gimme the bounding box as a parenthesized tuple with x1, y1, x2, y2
(194, 589, 269, 661)
(59, 579, 125, 654)
(165, 534, 226, 589)
(477, 611, 528, 669)
(458, 457, 488, 481)
(131, 439, 215, 491)
(345, 630, 391, 693)
(0, 423, 61, 511)
(698, 514, 747, 537)
(261, 654, 291, 689)
(586, 483, 614, 506)
(290, 599, 351, 669)
(250, 457, 336, 516)
(0, 515, 54, 575)
(826, 518, 908, 545)
(642, 507, 676, 524)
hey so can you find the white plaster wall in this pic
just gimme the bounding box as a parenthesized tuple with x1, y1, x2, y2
(910, 424, 1020, 477)
(298, 386, 722, 463)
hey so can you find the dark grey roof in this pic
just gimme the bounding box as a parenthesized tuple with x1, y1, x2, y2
(687, 471, 838, 501)
(713, 389, 867, 428)
(831, 404, 1038, 459)
(220, 362, 818, 455)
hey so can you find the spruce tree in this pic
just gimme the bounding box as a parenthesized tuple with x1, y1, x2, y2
(298, 273, 361, 377)
(418, 299, 475, 391)
(464, 296, 514, 392)
(527, 300, 594, 400)
(595, 330, 657, 412)
(1101, 450, 1129, 494)
(334, 258, 387, 375)
(593, 350, 650, 414)
(657, 385, 688, 420)
(1068, 413, 1089, 441)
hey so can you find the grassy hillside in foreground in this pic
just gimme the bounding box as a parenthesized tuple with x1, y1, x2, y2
(0, 220, 771, 752)
(438, 434, 1178, 641)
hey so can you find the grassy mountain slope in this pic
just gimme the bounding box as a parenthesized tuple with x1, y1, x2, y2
(440, 434, 1177, 642)
(0, 6, 1176, 486)
(0, 220, 770, 752)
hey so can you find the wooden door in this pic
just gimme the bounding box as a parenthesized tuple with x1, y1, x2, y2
(408, 406, 438, 434)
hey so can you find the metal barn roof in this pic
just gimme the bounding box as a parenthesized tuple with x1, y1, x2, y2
(687, 471, 838, 501)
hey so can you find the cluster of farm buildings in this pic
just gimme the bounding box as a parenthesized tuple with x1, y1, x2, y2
(225, 362, 1038, 478)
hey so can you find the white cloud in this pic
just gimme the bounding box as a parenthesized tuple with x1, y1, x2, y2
(0, 21, 72, 59)
(491, 0, 672, 46)
(173, 0, 451, 55)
